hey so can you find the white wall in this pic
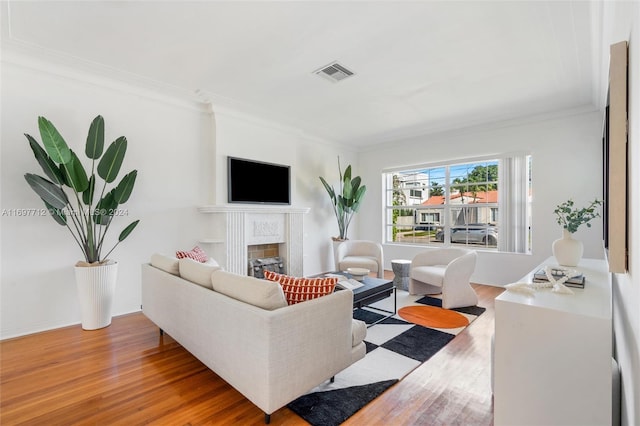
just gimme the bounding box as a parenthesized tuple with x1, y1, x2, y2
(0, 52, 212, 338)
(209, 108, 358, 274)
(0, 50, 355, 339)
(357, 111, 604, 285)
(602, 2, 640, 425)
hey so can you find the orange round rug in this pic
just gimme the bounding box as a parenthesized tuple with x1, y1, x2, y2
(398, 305, 469, 328)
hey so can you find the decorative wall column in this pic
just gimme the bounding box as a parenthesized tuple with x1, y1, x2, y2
(225, 211, 246, 275)
(285, 211, 305, 276)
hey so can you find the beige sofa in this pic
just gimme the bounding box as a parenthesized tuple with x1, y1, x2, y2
(141, 256, 366, 423)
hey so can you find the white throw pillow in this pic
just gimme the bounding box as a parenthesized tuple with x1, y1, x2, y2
(150, 253, 180, 276)
(178, 258, 221, 289)
(204, 257, 220, 267)
(211, 270, 287, 310)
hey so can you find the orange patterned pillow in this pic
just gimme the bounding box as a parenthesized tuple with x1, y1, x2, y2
(263, 270, 338, 305)
(175, 246, 209, 263)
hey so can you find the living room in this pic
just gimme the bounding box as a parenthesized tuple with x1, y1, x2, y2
(1, 1, 638, 425)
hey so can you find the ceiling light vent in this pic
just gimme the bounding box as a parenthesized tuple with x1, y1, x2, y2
(314, 61, 355, 83)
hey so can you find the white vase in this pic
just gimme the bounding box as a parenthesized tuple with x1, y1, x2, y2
(74, 261, 118, 330)
(552, 230, 583, 267)
(332, 239, 346, 271)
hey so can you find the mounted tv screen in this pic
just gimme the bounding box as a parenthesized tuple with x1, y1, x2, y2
(227, 156, 291, 205)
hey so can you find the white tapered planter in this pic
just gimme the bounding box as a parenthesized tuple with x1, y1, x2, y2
(332, 239, 346, 271)
(75, 261, 118, 330)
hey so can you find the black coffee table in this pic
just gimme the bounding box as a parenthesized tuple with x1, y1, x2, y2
(319, 272, 397, 326)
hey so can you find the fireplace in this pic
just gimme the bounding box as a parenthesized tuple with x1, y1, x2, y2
(248, 256, 285, 278)
(248, 243, 280, 260)
(247, 243, 286, 277)
(198, 205, 309, 276)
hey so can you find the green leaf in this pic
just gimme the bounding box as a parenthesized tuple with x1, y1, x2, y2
(319, 177, 336, 203)
(83, 175, 96, 205)
(93, 191, 118, 225)
(43, 200, 67, 226)
(24, 173, 69, 210)
(337, 196, 347, 212)
(97, 136, 127, 183)
(343, 165, 352, 182)
(118, 219, 139, 242)
(38, 116, 71, 164)
(25, 134, 65, 185)
(342, 176, 353, 200)
(351, 185, 367, 213)
(61, 150, 89, 192)
(86, 224, 96, 262)
(351, 176, 362, 191)
(354, 185, 367, 203)
(85, 115, 105, 159)
(114, 170, 137, 204)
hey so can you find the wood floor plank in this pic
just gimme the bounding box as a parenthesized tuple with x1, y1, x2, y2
(0, 275, 503, 425)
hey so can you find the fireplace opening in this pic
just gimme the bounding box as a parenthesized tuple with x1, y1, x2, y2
(248, 243, 286, 278)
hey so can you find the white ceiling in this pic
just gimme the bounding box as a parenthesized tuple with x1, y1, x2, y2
(1, 1, 601, 148)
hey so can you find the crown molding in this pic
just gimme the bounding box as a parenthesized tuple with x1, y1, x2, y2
(1, 40, 209, 113)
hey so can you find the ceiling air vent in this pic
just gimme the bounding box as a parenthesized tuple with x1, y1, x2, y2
(314, 61, 355, 83)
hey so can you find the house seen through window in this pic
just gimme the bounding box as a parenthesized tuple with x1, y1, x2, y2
(384, 154, 531, 253)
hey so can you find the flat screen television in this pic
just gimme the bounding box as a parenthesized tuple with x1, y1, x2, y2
(227, 156, 291, 205)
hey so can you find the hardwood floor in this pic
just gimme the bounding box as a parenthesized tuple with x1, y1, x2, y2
(0, 273, 503, 425)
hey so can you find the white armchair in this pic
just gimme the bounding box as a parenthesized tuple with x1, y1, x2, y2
(409, 248, 478, 309)
(336, 240, 384, 278)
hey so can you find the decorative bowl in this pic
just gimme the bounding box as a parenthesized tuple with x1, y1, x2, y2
(346, 267, 369, 281)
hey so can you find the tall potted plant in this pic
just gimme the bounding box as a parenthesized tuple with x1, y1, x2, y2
(24, 115, 139, 330)
(319, 157, 367, 242)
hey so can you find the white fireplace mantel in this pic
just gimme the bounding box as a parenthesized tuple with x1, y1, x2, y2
(198, 205, 309, 276)
(198, 205, 310, 215)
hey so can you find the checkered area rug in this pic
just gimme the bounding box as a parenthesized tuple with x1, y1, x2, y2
(287, 290, 485, 426)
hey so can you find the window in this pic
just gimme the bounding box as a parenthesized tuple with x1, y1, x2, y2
(384, 154, 531, 253)
(409, 189, 423, 198)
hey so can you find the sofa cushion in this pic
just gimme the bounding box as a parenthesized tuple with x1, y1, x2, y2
(176, 246, 209, 263)
(178, 258, 221, 289)
(410, 265, 446, 287)
(351, 319, 367, 347)
(263, 270, 338, 305)
(211, 270, 287, 310)
(150, 253, 180, 275)
(204, 257, 220, 267)
(339, 256, 379, 272)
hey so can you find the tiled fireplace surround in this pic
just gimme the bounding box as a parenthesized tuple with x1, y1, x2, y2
(198, 205, 309, 276)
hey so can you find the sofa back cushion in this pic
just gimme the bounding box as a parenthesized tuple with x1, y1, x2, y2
(178, 258, 221, 289)
(150, 253, 180, 276)
(211, 270, 287, 310)
(263, 270, 338, 305)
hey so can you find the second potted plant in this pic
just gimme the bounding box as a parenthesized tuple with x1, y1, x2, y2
(320, 157, 367, 270)
(319, 157, 367, 242)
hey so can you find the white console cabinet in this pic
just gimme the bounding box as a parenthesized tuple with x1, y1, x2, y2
(494, 257, 612, 426)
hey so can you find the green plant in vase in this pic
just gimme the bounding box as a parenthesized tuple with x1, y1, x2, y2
(319, 157, 367, 241)
(23, 115, 139, 329)
(552, 198, 602, 267)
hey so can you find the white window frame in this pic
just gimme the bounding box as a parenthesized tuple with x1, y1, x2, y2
(383, 153, 531, 253)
